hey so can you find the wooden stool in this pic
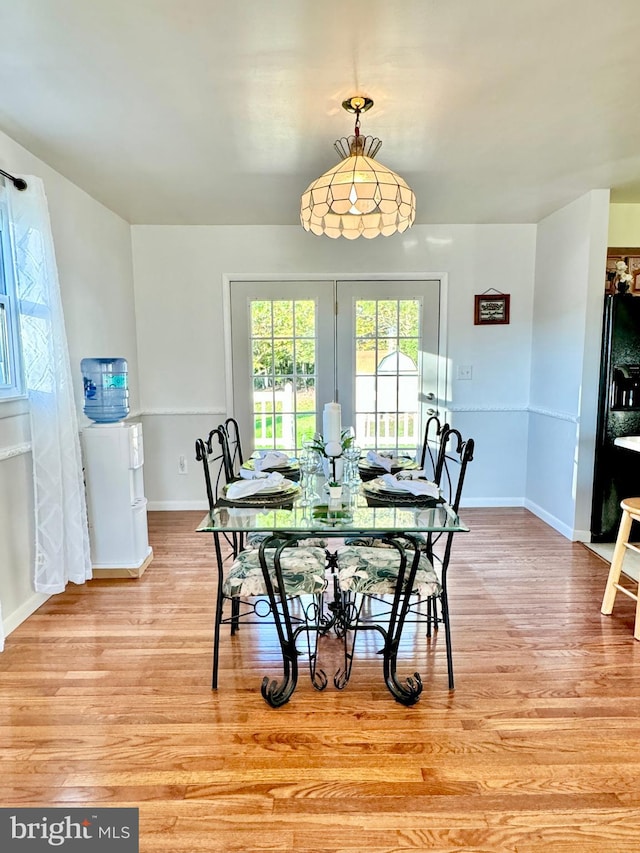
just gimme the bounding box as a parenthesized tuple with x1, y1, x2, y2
(601, 497, 640, 640)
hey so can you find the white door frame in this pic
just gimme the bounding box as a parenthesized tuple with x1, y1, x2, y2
(222, 272, 449, 429)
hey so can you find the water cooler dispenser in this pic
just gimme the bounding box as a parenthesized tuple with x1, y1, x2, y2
(80, 358, 152, 577)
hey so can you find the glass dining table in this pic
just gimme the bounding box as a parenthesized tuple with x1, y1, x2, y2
(197, 478, 469, 707)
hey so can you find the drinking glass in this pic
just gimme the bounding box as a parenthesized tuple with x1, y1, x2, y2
(343, 444, 362, 487)
(298, 449, 319, 505)
(302, 439, 323, 473)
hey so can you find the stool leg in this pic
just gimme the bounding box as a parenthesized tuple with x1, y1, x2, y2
(635, 581, 640, 641)
(601, 509, 632, 615)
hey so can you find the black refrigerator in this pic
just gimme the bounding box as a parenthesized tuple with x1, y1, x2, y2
(591, 293, 640, 542)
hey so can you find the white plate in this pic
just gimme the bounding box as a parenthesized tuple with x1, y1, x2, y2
(224, 478, 299, 498)
(362, 476, 439, 497)
(362, 477, 408, 496)
(359, 456, 419, 472)
(243, 457, 297, 471)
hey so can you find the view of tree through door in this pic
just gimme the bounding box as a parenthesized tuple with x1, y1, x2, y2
(229, 279, 442, 456)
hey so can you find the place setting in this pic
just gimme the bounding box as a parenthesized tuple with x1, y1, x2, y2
(220, 470, 301, 508)
(362, 470, 442, 506)
(358, 449, 420, 481)
(241, 449, 300, 480)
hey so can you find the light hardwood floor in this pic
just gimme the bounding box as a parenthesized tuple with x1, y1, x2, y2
(1, 508, 640, 852)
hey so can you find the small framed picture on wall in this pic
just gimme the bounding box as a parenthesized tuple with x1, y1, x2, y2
(474, 293, 510, 325)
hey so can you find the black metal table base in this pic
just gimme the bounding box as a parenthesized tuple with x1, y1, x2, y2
(249, 533, 428, 707)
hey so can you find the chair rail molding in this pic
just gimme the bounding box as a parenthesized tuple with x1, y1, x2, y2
(447, 404, 578, 424)
(447, 404, 527, 413)
(140, 407, 226, 416)
(0, 441, 31, 461)
(527, 405, 579, 424)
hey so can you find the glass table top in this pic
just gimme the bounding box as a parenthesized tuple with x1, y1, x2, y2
(196, 484, 468, 537)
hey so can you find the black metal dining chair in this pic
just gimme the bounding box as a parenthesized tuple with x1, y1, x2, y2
(195, 427, 328, 703)
(419, 414, 450, 480)
(334, 425, 475, 699)
(221, 416, 244, 476)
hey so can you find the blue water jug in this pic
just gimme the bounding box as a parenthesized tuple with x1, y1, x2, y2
(81, 357, 129, 423)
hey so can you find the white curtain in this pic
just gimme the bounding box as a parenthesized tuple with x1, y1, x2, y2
(8, 176, 91, 596)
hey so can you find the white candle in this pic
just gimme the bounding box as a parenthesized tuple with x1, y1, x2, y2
(323, 402, 341, 444)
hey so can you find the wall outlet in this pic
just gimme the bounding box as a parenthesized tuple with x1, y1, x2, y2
(457, 364, 473, 380)
(178, 455, 188, 474)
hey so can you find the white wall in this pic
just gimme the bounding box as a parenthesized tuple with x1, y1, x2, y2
(0, 129, 140, 637)
(131, 223, 537, 509)
(526, 190, 610, 539)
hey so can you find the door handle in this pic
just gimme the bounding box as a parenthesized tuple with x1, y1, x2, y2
(425, 392, 435, 401)
(426, 408, 438, 416)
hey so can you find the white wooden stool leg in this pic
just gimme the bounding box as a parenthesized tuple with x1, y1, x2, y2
(601, 509, 632, 615)
(635, 582, 640, 642)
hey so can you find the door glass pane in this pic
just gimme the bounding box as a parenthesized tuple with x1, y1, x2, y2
(355, 338, 376, 374)
(399, 300, 419, 332)
(398, 337, 419, 366)
(355, 301, 376, 338)
(377, 301, 399, 338)
(353, 297, 421, 453)
(294, 412, 316, 448)
(272, 301, 294, 337)
(294, 301, 316, 337)
(249, 299, 318, 453)
(295, 339, 315, 374)
(252, 334, 274, 375)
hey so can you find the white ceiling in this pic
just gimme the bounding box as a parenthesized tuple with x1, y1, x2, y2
(1, 0, 639, 226)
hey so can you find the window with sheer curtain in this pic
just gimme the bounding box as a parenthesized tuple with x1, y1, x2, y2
(0, 195, 23, 399)
(0, 177, 92, 652)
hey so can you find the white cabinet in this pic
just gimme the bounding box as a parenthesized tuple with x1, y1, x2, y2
(82, 422, 153, 577)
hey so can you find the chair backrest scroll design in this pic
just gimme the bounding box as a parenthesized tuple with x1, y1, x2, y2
(434, 427, 474, 513)
(419, 415, 450, 481)
(223, 417, 244, 476)
(195, 426, 234, 511)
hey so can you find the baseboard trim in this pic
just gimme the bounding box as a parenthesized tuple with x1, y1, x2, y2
(524, 498, 575, 541)
(573, 529, 592, 543)
(90, 549, 154, 579)
(461, 497, 525, 508)
(147, 500, 209, 511)
(3, 591, 50, 639)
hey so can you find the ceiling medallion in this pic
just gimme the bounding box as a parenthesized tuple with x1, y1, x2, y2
(300, 96, 416, 240)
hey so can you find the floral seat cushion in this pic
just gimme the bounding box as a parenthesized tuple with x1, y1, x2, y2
(344, 534, 427, 551)
(336, 545, 441, 597)
(246, 531, 328, 549)
(223, 546, 327, 598)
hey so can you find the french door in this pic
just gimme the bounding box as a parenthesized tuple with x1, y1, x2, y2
(229, 279, 443, 456)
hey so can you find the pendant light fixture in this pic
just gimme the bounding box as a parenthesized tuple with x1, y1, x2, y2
(300, 96, 416, 239)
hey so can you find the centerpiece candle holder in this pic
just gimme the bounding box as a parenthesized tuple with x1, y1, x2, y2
(307, 428, 354, 483)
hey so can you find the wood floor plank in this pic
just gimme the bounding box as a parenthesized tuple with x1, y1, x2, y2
(1, 507, 640, 851)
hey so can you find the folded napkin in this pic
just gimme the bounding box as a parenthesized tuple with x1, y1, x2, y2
(225, 471, 285, 500)
(254, 451, 290, 471)
(379, 474, 440, 499)
(366, 450, 394, 472)
(239, 468, 269, 480)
